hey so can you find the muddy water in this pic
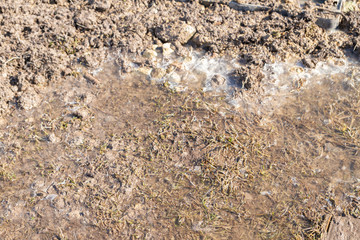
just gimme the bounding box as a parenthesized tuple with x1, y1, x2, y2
(2, 49, 358, 238)
(54, 46, 358, 238)
(258, 57, 360, 205)
(96, 50, 360, 204)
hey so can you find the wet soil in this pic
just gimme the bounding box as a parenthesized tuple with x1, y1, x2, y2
(1, 0, 360, 239)
(1, 60, 359, 239)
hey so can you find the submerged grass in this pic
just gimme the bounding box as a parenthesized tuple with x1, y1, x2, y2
(0, 70, 359, 239)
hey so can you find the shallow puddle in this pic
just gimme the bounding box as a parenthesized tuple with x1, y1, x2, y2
(90, 50, 360, 237)
(94, 49, 360, 205)
(1, 48, 359, 239)
(116, 50, 359, 188)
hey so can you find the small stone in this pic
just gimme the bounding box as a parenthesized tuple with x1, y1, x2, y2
(48, 133, 59, 143)
(91, 0, 112, 12)
(260, 191, 271, 196)
(191, 33, 212, 47)
(162, 43, 174, 56)
(193, 166, 201, 173)
(174, 85, 186, 92)
(168, 72, 181, 83)
(211, 74, 226, 86)
(137, 67, 152, 76)
(173, 40, 190, 57)
(142, 49, 158, 59)
(167, 61, 183, 72)
(199, 0, 221, 7)
(180, 24, 196, 44)
(155, 21, 196, 44)
(72, 131, 84, 146)
(105, 151, 116, 161)
(228, 2, 271, 12)
(74, 10, 97, 30)
(206, 15, 223, 25)
(324, 119, 331, 125)
(151, 68, 167, 80)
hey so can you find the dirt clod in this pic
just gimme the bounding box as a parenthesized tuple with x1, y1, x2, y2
(74, 10, 97, 30)
(155, 21, 196, 44)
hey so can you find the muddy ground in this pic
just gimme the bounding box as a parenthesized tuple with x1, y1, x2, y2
(1, 0, 360, 113)
(0, 0, 360, 239)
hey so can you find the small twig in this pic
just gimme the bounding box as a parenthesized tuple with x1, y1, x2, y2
(45, 182, 55, 193)
(75, 23, 91, 30)
(183, 173, 196, 187)
(3, 56, 20, 66)
(202, 187, 213, 198)
(324, 214, 333, 233)
(84, 72, 100, 85)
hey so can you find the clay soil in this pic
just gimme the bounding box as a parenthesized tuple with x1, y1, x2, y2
(1, 0, 360, 239)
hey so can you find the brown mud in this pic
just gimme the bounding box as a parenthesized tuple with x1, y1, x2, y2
(1, 0, 360, 239)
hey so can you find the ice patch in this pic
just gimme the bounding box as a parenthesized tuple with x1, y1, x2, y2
(110, 45, 360, 115)
(231, 57, 359, 115)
